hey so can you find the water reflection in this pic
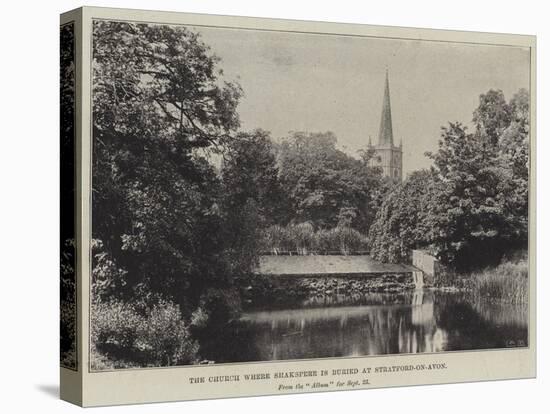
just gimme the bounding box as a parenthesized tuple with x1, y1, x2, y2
(201, 290, 528, 363)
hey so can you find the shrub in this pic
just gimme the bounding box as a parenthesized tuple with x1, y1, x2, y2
(332, 226, 368, 255)
(60, 297, 76, 367)
(261, 225, 291, 254)
(91, 299, 199, 369)
(314, 228, 333, 253)
(290, 222, 315, 254)
(139, 300, 200, 365)
(60, 239, 77, 368)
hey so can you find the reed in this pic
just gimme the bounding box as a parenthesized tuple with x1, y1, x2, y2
(470, 259, 528, 304)
(261, 223, 369, 255)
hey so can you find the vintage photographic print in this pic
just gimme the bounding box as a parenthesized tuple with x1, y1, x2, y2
(88, 18, 530, 371)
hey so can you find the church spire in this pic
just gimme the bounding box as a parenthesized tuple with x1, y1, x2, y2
(377, 70, 394, 146)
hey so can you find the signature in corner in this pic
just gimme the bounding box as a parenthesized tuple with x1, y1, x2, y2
(505, 339, 527, 347)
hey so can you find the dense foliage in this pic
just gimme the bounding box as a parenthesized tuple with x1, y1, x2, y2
(91, 21, 244, 367)
(60, 23, 77, 368)
(221, 130, 285, 271)
(369, 89, 529, 270)
(368, 170, 441, 263)
(277, 132, 385, 232)
(91, 299, 199, 369)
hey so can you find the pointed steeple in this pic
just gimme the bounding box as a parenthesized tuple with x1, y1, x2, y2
(378, 70, 394, 146)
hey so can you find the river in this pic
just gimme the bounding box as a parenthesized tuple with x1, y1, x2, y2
(199, 290, 528, 363)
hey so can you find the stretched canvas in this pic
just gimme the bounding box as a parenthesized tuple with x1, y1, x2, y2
(60, 6, 536, 406)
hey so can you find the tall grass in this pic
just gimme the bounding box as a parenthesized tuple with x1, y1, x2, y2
(261, 223, 369, 255)
(470, 259, 528, 304)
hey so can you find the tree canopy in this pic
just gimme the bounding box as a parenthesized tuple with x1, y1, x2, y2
(92, 21, 243, 313)
(277, 131, 384, 232)
(369, 89, 529, 270)
(220, 129, 285, 270)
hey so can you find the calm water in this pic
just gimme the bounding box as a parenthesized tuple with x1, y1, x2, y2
(200, 290, 528, 363)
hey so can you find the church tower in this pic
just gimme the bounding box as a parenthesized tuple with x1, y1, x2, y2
(368, 71, 403, 182)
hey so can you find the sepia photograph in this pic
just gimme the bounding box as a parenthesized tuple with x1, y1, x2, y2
(85, 18, 531, 371)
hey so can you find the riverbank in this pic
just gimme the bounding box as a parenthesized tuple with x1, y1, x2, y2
(470, 259, 528, 304)
(240, 273, 415, 309)
(242, 256, 528, 308)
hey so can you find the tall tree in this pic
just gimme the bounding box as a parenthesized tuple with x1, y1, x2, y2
(277, 131, 383, 232)
(368, 170, 439, 263)
(497, 89, 530, 243)
(221, 130, 285, 270)
(91, 21, 242, 311)
(369, 88, 529, 270)
(473, 89, 512, 145)
(222, 129, 285, 225)
(426, 122, 510, 267)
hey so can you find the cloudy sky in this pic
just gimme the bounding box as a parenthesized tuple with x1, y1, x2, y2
(192, 24, 530, 175)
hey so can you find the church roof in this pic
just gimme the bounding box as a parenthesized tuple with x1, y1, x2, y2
(378, 70, 394, 146)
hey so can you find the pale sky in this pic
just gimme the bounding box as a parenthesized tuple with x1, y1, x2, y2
(193, 25, 530, 175)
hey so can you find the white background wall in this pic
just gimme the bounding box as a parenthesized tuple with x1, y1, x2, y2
(0, 0, 547, 412)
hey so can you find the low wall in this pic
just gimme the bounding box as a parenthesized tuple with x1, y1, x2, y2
(257, 255, 415, 275)
(240, 273, 415, 309)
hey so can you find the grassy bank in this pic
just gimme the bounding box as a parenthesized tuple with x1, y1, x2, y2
(434, 257, 528, 304)
(470, 259, 528, 304)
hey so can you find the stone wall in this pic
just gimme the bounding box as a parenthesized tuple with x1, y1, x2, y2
(412, 250, 443, 285)
(241, 273, 415, 309)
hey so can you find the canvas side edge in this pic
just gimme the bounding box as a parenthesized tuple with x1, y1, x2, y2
(60, 7, 84, 407)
